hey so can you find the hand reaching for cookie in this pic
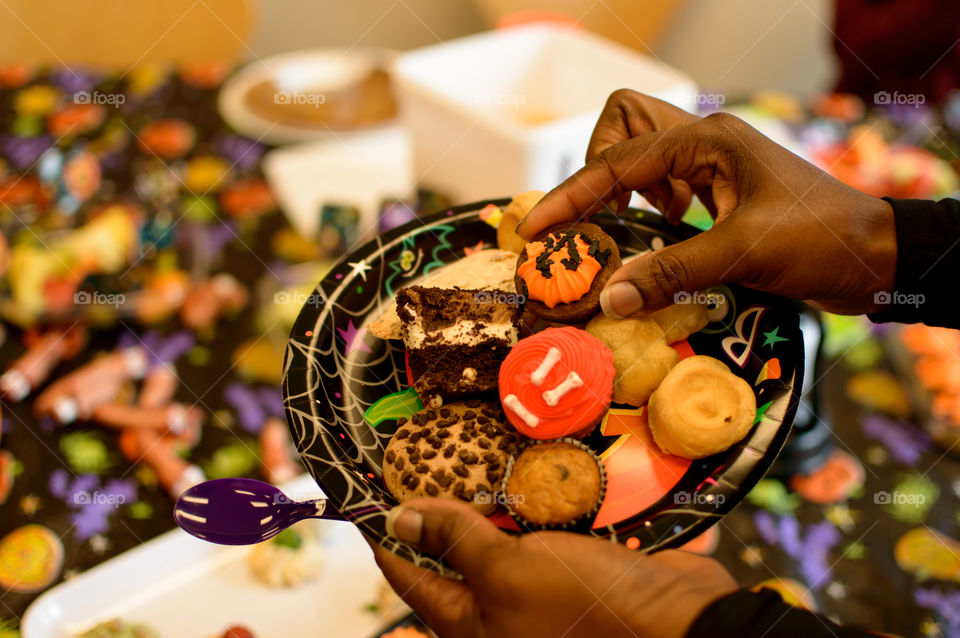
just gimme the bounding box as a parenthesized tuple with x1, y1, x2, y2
(516, 90, 897, 319)
(372, 498, 737, 638)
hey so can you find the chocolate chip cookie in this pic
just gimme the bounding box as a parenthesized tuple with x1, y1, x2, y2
(382, 400, 522, 514)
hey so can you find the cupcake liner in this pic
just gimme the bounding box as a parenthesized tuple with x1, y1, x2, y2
(500, 437, 607, 532)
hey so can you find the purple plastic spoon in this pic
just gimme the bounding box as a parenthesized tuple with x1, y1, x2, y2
(174, 477, 346, 545)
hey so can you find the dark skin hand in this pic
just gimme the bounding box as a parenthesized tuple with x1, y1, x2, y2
(373, 91, 897, 638)
(372, 499, 737, 638)
(517, 89, 898, 319)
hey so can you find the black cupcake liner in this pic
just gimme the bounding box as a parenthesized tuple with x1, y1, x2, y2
(500, 437, 607, 532)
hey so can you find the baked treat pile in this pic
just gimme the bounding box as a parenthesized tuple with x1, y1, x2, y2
(369, 193, 760, 529)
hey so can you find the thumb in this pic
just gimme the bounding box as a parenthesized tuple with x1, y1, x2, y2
(385, 497, 511, 581)
(599, 225, 745, 318)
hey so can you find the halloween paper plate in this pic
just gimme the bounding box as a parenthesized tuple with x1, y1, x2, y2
(283, 199, 804, 577)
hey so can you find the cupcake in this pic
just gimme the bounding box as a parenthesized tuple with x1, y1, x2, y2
(498, 326, 615, 439)
(515, 222, 620, 324)
(502, 439, 606, 529)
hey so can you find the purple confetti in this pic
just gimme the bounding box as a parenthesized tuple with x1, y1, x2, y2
(224, 383, 265, 433)
(754, 511, 779, 546)
(916, 587, 960, 638)
(48, 469, 70, 499)
(152, 331, 196, 366)
(861, 414, 932, 464)
(0, 134, 54, 170)
(800, 521, 841, 587)
(256, 386, 284, 418)
(50, 67, 102, 94)
(71, 503, 111, 541)
(213, 135, 265, 172)
(779, 515, 803, 557)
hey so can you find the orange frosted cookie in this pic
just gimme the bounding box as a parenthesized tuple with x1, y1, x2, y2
(515, 222, 620, 323)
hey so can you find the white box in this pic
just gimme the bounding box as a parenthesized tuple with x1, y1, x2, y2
(392, 25, 698, 203)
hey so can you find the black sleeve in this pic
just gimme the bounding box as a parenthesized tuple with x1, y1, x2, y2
(867, 196, 960, 327)
(686, 589, 874, 637)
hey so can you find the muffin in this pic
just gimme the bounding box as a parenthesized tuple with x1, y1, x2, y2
(382, 401, 522, 514)
(648, 355, 757, 459)
(515, 222, 621, 324)
(498, 326, 615, 439)
(503, 439, 605, 528)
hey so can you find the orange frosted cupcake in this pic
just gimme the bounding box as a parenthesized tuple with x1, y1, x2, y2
(515, 222, 620, 324)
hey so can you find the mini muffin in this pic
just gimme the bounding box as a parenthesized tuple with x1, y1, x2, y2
(515, 222, 620, 324)
(382, 401, 522, 514)
(503, 439, 605, 528)
(498, 327, 615, 439)
(585, 315, 678, 406)
(648, 355, 757, 459)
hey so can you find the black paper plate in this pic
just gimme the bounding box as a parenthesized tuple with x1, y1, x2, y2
(283, 199, 804, 577)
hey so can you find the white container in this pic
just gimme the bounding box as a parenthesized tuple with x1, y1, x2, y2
(392, 24, 698, 203)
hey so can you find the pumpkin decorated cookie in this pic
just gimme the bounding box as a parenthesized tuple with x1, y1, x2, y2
(515, 222, 620, 323)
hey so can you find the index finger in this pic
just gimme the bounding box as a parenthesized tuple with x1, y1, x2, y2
(517, 129, 677, 239)
(586, 89, 700, 162)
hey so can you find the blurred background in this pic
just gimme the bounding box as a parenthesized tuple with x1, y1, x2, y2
(0, 1, 958, 637)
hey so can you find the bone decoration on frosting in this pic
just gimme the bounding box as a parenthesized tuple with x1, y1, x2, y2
(530, 347, 561, 386)
(503, 394, 539, 428)
(542, 371, 584, 407)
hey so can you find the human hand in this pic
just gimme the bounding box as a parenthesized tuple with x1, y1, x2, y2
(517, 90, 896, 318)
(372, 498, 737, 638)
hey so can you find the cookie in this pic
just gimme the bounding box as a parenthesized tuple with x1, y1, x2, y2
(497, 190, 545, 253)
(503, 439, 605, 528)
(382, 401, 522, 514)
(648, 355, 757, 459)
(498, 326, 615, 439)
(647, 301, 709, 344)
(585, 314, 678, 406)
(515, 222, 620, 323)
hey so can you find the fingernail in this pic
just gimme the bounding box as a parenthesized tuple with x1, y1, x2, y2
(385, 506, 423, 544)
(514, 220, 529, 240)
(600, 282, 644, 319)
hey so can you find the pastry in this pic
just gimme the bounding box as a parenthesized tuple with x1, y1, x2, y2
(648, 355, 757, 459)
(396, 286, 521, 403)
(382, 401, 521, 514)
(247, 522, 325, 587)
(647, 301, 709, 344)
(369, 249, 518, 340)
(497, 190, 545, 253)
(498, 326, 615, 439)
(515, 222, 620, 323)
(585, 315, 678, 406)
(503, 439, 605, 528)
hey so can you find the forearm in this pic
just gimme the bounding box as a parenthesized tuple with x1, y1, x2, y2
(868, 197, 960, 328)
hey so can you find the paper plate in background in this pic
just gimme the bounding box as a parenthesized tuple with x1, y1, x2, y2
(283, 199, 804, 577)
